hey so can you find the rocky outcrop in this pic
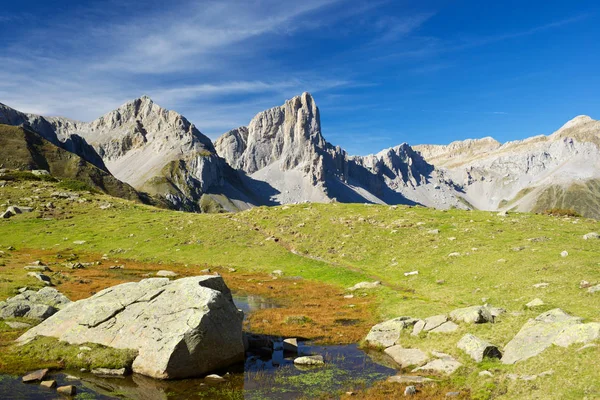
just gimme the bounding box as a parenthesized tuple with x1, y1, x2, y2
(18, 276, 245, 379)
(0, 287, 70, 320)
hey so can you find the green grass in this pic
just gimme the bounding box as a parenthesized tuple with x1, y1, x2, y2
(0, 178, 599, 399)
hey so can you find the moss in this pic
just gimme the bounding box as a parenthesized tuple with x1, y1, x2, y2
(5, 336, 137, 374)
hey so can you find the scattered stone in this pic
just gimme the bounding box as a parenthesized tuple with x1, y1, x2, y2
(64, 262, 85, 270)
(436, 279, 445, 285)
(271, 270, 284, 277)
(446, 392, 461, 397)
(404, 270, 419, 276)
(40, 380, 57, 388)
(204, 374, 226, 382)
(365, 317, 418, 347)
(427, 229, 440, 234)
(348, 281, 381, 291)
(413, 357, 462, 375)
(583, 232, 600, 240)
(283, 338, 298, 353)
(17, 276, 245, 379)
(412, 320, 425, 336)
(423, 315, 447, 331)
(560, 250, 568, 257)
(24, 265, 50, 272)
(156, 270, 177, 277)
(6, 321, 32, 329)
(109, 265, 125, 270)
(32, 170, 50, 176)
(479, 370, 493, 377)
(429, 321, 459, 333)
(497, 211, 508, 217)
(387, 375, 434, 384)
(294, 355, 324, 366)
(404, 385, 417, 396)
(73, 240, 87, 245)
(525, 298, 545, 308)
(448, 252, 460, 257)
(579, 280, 591, 289)
(26, 272, 52, 286)
(57, 385, 76, 396)
(384, 346, 429, 367)
(502, 309, 583, 364)
(532, 283, 549, 289)
(485, 306, 506, 318)
(457, 334, 502, 362)
(450, 306, 493, 324)
(22, 368, 49, 382)
(587, 284, 600, 294)
(343, 294, 354, 299)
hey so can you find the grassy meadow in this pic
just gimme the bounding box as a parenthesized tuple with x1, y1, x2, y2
(0, 178, 598, 399)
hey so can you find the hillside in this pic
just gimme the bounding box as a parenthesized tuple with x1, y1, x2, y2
(0, 176, 598, 399)
(0, 124, 152, 203)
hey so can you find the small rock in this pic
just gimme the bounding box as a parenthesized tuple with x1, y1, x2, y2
(448, 252, 460, 257)
(204, 374, 225, 382)
(532, 283, 549, 289)
(525, 298, 545, 308)
(423, 315, 448, 331)
(22, 369, 49, 382)
(109, 265, 124, 269)
(384, 346, 429, 367)
(57, 385, 77, 396)
(404, 385, 417, 396)
(427, 229, 440, 234)
(436, 279, 445, 284)
(271, 270, 284, 277)
(429, 321, 459, 333)
(560, 251, 568, 257)
(411, 320, 425, 336)
(26, 272, 52, 286)
(294, 355, 324, 366)
(583, 232, 600, 240)
(283, 338, 298, 353)
(365, 317, 418, 347)
(404, 270, 419, 276)
(348, 281, 381, 291)
(479, 370, 493, 377)
(457, 334, 502, 362)
(40, 380, 57, 388)
(73, 240, 87, 245)
(450, 306, 493, 324)
(413, 357, 462, 375)
(446, 392, 461, 397)
(156, 270, 177, 277)
(343, 294, 354, 299)
(587, 284, 600, 294)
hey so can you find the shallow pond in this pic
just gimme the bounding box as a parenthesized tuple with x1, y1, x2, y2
(0, 294, 397, 399)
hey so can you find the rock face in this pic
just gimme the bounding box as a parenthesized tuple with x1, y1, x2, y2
(415, 116, 600, 218)
(18, 276, 245, 379)
(215, 93, 466, 208)
(0, 287, 70, 320)
(501, 308, 599, 364)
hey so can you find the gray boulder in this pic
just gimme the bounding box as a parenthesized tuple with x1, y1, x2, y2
(27, 272, 52, 285)
(450, 306, 493, 324)
(384, 346, 429, 367)
(429, 321, 459, 333)
(0, 287, 69, 320)
(588, 284, 600, 294)
(583, 232, 600, 240)
(502, 309, 583, 364)
(413, 355, 462, 375)
(457, 334, 501, 362)
(17, 276, 245, 380)
(364, 317, 418, 348)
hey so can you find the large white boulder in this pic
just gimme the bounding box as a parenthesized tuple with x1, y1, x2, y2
(17, 276, 244, 379)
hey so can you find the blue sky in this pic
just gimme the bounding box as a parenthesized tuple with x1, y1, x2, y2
(1, 0, 599, 155)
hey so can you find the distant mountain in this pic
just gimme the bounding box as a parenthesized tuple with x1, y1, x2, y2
(3, 93, 598, 217)
(0, 98, 255, 212)
(414, 115, 600, 218)
(215, 93, 465, 208)
(0, 124, 149, 203)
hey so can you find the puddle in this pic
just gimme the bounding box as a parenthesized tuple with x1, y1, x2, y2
(0, 296, 397, 399)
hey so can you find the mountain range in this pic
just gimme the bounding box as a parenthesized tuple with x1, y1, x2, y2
(1, 93, 599, 218)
